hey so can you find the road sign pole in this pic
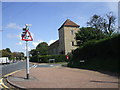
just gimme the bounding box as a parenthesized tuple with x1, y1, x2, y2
(21, 24, 33, 79)
(26, 41, 29, 79)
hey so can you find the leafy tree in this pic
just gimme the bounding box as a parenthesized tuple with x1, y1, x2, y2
(87, 14, 103, 30)
(36, 42, 48, 55)
(106, 12, 116, 35)
(0, 50, 2, 57)
(76, 27, 107, 46)
(12, 52, 24, 60)
(20, 52, 24, 60)
(1, 48, 24, 60)
(2, 48, 12, 58)
(29, 49, 38, 56)
(87, 12, 116, 36)
(6, 48, 11, 53)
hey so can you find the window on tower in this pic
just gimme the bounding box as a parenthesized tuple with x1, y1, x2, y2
(71, 30, 74, 35)
(72, 41, 74, 46)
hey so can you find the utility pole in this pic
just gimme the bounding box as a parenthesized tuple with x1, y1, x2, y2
(21, 24, 33, 79)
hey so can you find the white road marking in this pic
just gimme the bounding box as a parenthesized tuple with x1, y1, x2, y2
(34, 65, 37, 68)
(50, 65, 54, 67)
(30, 65, 37, 68)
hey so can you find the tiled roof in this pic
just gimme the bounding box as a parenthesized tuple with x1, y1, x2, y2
(58, 19, 80, 30)
(49, 40, 59, 47)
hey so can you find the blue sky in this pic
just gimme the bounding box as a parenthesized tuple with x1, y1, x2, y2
(1, 2, 118, 53)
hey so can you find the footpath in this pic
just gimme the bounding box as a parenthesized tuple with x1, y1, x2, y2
(7, 66, 119, 89)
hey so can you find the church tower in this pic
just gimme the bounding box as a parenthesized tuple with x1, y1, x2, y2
(58, 19, 80, 55)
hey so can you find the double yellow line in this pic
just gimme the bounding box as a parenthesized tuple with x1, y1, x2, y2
(0, 64, 36, 89)
(0, 78, 8, 88)
(0, 70, 21, 89)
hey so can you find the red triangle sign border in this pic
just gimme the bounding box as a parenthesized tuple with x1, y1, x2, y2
(22, 30, 33, 41)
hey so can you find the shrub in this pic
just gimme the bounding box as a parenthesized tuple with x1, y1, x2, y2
(30, 55, 39, 62)
(30, 55, 68, 63)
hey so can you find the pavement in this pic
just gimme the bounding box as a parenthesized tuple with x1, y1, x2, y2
(6, 66, 119, 89)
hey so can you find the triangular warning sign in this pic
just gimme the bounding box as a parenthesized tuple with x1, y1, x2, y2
(22, 30, 33, 41)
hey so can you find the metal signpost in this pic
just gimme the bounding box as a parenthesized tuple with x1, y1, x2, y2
(21, 24, 33, 79)
(26, 40, 29, 79)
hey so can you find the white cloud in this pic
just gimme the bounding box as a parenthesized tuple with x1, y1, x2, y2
(16, 42, 23, 45)
(7, 33, 23, 40)
(25, 46, 31, 51)
(6, 23, 22, 30)
(48, 40, 56, 45)
(32, 40, 44, 47)
(22, 46, 31, 56)
(17, 33, 22, 40)
(23, 46, 31, 51)
(7, 34, 18, 38)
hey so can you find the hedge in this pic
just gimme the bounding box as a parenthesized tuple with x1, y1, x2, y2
(30, 55, 68, 63)
(68, 35, 120, 72)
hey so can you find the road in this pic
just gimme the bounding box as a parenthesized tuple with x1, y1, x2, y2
(1, 61, 61, 76)
(2, 61, 31, 76)
(0, 61, 32, 89)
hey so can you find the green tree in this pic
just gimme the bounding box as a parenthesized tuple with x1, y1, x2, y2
(36, 42, 48, 55)
(6, 48, 11, 53)
(1, 48, 24, 60)
(76, 27, 107, 46)
(2, 48, 12, 58)
(87, 14, 103, 30)
(12, 52, 24, 60)
(29, 49, 38, 56)
(106, 12, 116, 35)
(20, 52, 24, 60)
(0, 50, 2, 57)
(87, 12, 116, 36)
